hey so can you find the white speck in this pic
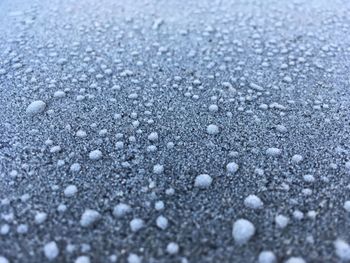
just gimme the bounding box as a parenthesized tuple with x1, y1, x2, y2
(80, 209, 101, 227)
(115, 141, 124, 149)
(70, 163, 81, 172)
(26, 100, 46, 115)
(54, 90, 66, 98)
(303, 174, 315, 183)
(148, 132, 158, 141)
(285, 257, 306, 263)
(113, 203, 131, 218)
(307, 210, 317, 219)
(75, 256, 90, 263)
(0, 256, 9, 263)
(209, 104, 219, 112)
(344, 201, 350, 212)
(346, 161, 350, 170)
(194, 174, 213, 189)
(266, 148, 282, 157)
(64, 185, 78, 197)
(156, 215, 168, 230)
(276, 125, 287, 133)
(57, 204, 67, 213)
(258, 251, 277, 263)
(130, 218, 144, 232)
(44, 241, 59, 260)
(206, 124, 219, 135)
(50, 145, 61, 153)
(291, 154, 303, 164)
(334, 239, 350, 261)
(76, 130, 87, 138)
(155, 201, 164, 211)
(232, 219, 255, 245)
(275, 215, 289, 229)
(35, 212, 48, 224)
(166, 242, 179, 255)
(1, 224, 10, 235)
(293, 210, 304, 220)
(153, 164, 164, 174)
(127, 254, 141, 263)
(17, 224, 28, 234)
(226, 162, 239, 174)
(244, 195, 263, 209)
(89, 150, 103, 160)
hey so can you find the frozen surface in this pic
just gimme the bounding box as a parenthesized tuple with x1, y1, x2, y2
(1, 0, 350, 262)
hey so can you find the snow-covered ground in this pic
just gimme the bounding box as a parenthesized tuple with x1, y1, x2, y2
(1, 0, 350, 262)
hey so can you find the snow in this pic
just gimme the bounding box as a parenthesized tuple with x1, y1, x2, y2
(266, 148, 282, 157)
(64, 185, 78, 197)
(194, 174, 213, 189)
(35, 212, 48, 224)
(153, 164, 164, 174)
(303, 174, 315, 183)
(113, 203, 132, 218)
(291, 154, 303, 164)
(89, 150, 103, 160)
(0, 257, 9, 263)
(156, 215, 169, 230)
(80, 209, 101, 227)
(206, 124, 220, 135)
(26, 100, 46, 115)
(275, 215, 289, 229)
(244, 195, 263, 209)
(344, 201, 350, 212)
(75, 256, 90, 263)
(44, 241, 59, 260)
(130, 218, 145, 232)
(232, 219, 255, 245)
(155, 201, 165, 211)
(226, 162, 239, 174)
(284, 257, 306, 263)
(166, 242, 179, 254)
(70, 163, 81, 172)
(258, 251, 277, 263)
(334, 239, 350, 261)
(148, 132, 158, 141)
(127, 254, 142, 263)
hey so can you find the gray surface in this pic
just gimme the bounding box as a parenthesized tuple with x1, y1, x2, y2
(1, 0, 350, 262)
